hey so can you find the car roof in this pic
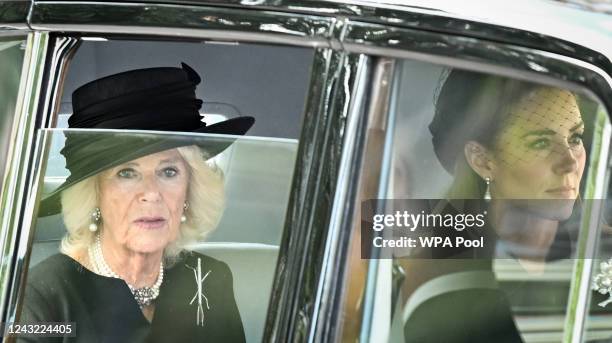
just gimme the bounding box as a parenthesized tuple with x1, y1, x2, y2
(3, 0, 611, 72)
(370, 0, 612, 59)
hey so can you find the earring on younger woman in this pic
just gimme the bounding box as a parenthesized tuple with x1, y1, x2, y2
(89, 207, 101, 232)
(181, 202, 189, 223)
(484, 177, 492, 201)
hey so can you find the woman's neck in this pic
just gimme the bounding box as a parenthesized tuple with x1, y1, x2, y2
(489, 200, 559, 263)
(99, 235, 162, 288)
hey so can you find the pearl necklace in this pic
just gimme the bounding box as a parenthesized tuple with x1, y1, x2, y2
(88, 235, 164, 308)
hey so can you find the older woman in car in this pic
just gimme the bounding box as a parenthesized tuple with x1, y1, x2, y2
(20, 64, 253, 343)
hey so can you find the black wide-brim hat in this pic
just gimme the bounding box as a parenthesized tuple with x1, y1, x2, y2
(39, 63, 254, 217)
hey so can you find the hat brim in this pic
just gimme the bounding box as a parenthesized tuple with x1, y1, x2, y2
(38, 116, 254, 217)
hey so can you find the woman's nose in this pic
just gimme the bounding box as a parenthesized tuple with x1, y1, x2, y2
(553, 142, 580, 175)
(138, 175, 162, 202)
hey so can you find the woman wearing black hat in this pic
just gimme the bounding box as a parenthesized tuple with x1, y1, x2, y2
(19, 64, 254, 342)
(400, 70, 587, 342)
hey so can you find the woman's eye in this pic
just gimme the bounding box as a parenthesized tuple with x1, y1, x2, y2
(161, 167, 178, 178)
(528, 138, 550, 150)
(569, 133, 584, 146)
(117, 168, 137, 179)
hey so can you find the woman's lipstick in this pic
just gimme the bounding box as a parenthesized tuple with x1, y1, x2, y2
(545, 186, 575, 198)
(133, 216, 166, 229)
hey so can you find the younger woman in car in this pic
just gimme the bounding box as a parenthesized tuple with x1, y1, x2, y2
(401, 69, 586, 343)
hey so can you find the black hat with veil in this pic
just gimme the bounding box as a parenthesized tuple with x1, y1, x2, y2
(39, 63, 254, 216)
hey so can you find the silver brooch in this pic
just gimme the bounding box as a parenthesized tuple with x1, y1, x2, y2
(592, 258, 612, 307)
(187, 257, 211, 326)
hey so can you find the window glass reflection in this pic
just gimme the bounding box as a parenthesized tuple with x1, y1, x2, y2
(0, 38, 26, 195)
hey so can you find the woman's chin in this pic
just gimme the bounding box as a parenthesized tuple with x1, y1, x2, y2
(127, 238, 168, 255)
(526, 198, 577, 221)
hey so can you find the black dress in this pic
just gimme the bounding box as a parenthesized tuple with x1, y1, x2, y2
(18, 251, 246, 343)
(401, 200, 577, 343)
(400, 200, 523, 343)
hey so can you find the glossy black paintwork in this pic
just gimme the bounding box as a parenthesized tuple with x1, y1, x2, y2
(28, 1, 612, 76)
(0, 1, 29, 25)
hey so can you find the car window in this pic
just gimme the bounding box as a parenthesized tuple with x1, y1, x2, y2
(0, 37, 26, 196)
(340, 58, 611, 343)
(21, 39, 313, 343)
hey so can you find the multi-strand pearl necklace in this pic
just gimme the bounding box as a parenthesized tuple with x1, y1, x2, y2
(88, 234, 164, 308)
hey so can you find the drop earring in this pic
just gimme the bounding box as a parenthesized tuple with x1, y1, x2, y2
(484, 177, 492, 201)
(89, 207, 101, 232)
(181, 202, 189, 223)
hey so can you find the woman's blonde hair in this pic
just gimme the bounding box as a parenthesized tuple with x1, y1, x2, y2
(59, 145, 225, 265)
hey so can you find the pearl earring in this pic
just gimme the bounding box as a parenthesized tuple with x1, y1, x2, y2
(89, 207, 101, 232)
(181, 202, 189, 223)
(484, 177, 492, 201)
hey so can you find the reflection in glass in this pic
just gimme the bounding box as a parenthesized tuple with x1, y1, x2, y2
(0, 38, 26, 196)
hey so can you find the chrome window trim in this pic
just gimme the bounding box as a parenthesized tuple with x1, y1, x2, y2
(341, 21, 612, 116)
(0, 31, 48, 324)
(0, 29, 31, 36)
(0, 26, 30, 32)
(567, 118, 611, 342)
(264, 45, 356, 342)
(360, 57, 400, 343)
(309, 54, 370, 343)
(29, 2, 334, 48)
(2, 35, 78, 327)
(29, 26, 330, 48)
(37, 36, 79, 129)
(351, 58, 394, 343)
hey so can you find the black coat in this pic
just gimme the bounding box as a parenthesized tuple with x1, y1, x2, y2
(18, 251, 245, 343)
